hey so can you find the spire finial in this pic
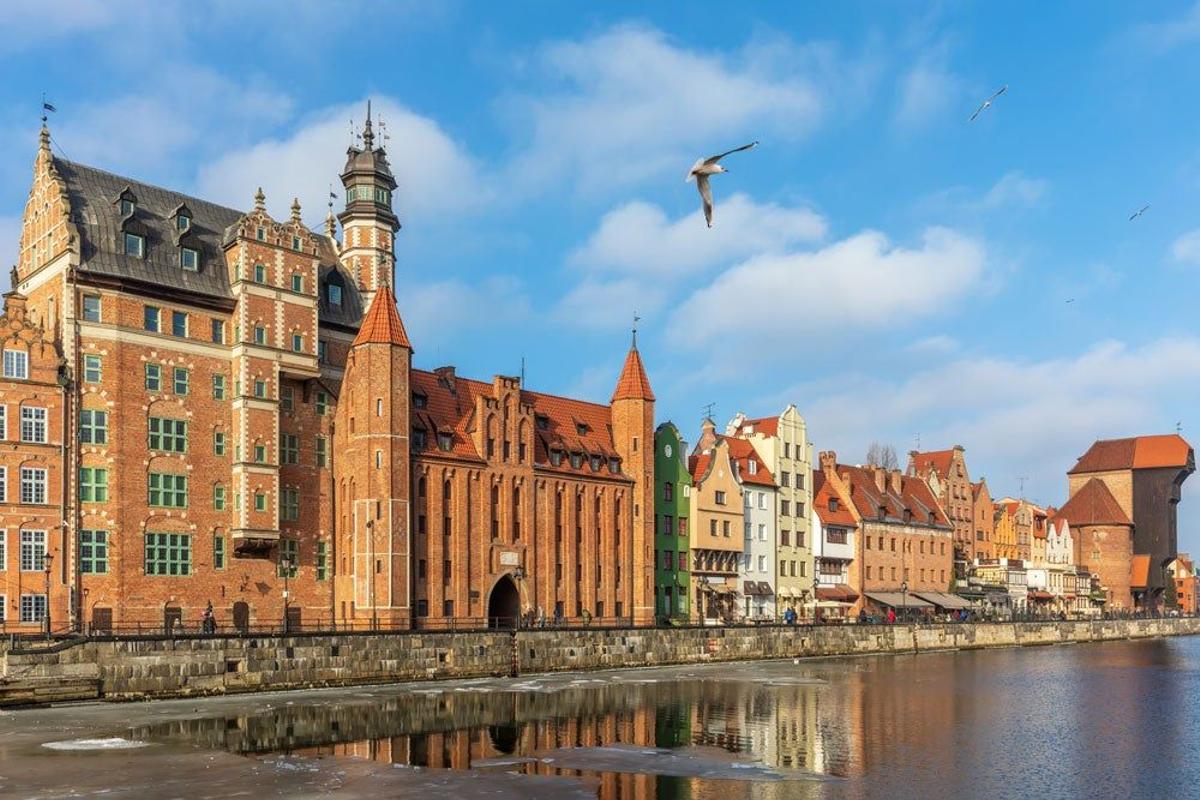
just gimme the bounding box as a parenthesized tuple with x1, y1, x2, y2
(362, 99, 375, 150)
(290, 196, 302, 223)
(253, 186, 265, 211)
(631, 311, 641, 349)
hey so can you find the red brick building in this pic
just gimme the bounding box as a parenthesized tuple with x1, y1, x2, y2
(2, 112, 654, 633)
(907, 446, 974, 573)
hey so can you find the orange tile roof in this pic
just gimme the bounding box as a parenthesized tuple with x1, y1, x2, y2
(812, 471, 858, 527)
(835, 463, 951, 530)
(740, 416, 779, 436)
(1057, 478, 1131, 526)
(689, 452, 713, 484)
(1130, 554, 1151, 589)
(611, 346, 655, 402)
(720, 436, 775, 487)
(352, 284, 412, 348)
(910, 449, 955, 478)
(1069, 434, 1194, 474)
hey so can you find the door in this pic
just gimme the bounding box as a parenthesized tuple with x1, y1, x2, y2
(91, 606, 112, 635)
(164, 604, 182, 635)
(232, 601, 250, 633)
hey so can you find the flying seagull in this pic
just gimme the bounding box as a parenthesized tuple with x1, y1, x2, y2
(1129, 204, 1150, 221)
(969, 85, 1007, 122)
(686, 141, 758, 227)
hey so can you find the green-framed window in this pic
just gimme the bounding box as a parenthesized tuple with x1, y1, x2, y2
(80, 409, 108, 445)
(281, 487, 299, 521)
(148, 473, 188, 508)
(79, 467, 108, 502)
(253, 491, 267, 512)
(278, 539, 298, 578)
(213, 484, 226, 510)
(213, 431, 226, 456)
(144, 532, 191, 576)
(315, 391, 328, 416)
(212, 374, 226, 400)
(148, 417, 187, 453)
(79, 530, 109, 574)
(253, 263, 266, 283)
(315, 435, 328, 468)
(281, 434, 298, 465)
(213, 535, 225, 570)
(254, 444, 267, 463)
(173, 367, 189, 395)
(316, 541, 328, 581)
(291, 273, 303, 292)
(253, 379, 267, 398)
(145, 363, 161, 391)
(83, 354, 102, 383)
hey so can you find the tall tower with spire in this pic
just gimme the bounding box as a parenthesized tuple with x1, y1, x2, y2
(338, 101, 399, 312)
(611, 321, 656, 626)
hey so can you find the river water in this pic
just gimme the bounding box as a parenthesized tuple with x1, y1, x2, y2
(2, 636, 1197, 799)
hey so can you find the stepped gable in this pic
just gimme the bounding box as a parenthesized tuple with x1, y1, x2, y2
(1057, 478, 1132, 526)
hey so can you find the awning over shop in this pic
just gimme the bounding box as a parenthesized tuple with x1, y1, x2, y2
(756, 581, 774, 596)
(817, 584, 859, 602)
(863, 591, 934, 610)
(743, 581, 762, 596)
(1027, 590, 1055, 601)
(913, 591, 974, 610)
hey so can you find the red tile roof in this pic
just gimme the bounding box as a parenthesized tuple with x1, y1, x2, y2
(740, 416, 779, 437)
(720, 436, 775, 487)
(352, 284, 412, 348)
(1068, 434, 1194, 474)
(834, 463, 950, 529)
(910, 449, 955, 478)
(812, 471, 858, 527)
(689, 452, 713, 484)
(611, 346, 655, 402)
(408, 368, 628, 481)
(1056, 478, 1131, 526)
(1130, 554, 1151, 589)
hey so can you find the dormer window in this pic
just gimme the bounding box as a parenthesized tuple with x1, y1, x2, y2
(535, 414, 549, 431)
(903, 508, 912, 523)
(412, 392, 427, 409)
(608, 457, 621, 473)
(829, 497, 839, 512)
(120, 199, 135, 216)
(124, 232, 145, 258)
(569, 452, 583, 469)
(256, 226, 266, 241)
(291, 235, 301, 251)
(328, 284, 343, 306)
(180, 247, 199, 272)
(748, 459, 757, 475)
(589, 455, 602, 472)
(576, 422, 588, 436)
(176, 214, 191, 232)
(549, 448, 563, 467)
(437, 432, 453, 451)
(412, 428, 427, 450)
(878, 505, 887, 520)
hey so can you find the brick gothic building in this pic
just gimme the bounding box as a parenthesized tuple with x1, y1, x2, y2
(907, 446, 974, 573)
(2, 114, 655, 632)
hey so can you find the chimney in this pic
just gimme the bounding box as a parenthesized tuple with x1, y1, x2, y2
(890, 468, 903, 495)
(873, 466, 886, 493)
(819, 450, 838, 475)
(697, 418, 718, 453)
(435, 365, 456, 394)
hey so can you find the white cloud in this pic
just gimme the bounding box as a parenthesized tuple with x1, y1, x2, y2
(196, 98, 486, 225)
(669, 226, 985, 350)
(1130, 2, 1200, 52)
(906, 335, 959, 356)
(569, 193, 826, 278)
(401, 276, 530, 344)
(554, 277, 665, 331)
(1170, 228, 1200, 265)
(978, 171, 1049, 209)
(793, 337, 1200, 507)
(502, 25, 830, 194)
(894, 53, 965, 129)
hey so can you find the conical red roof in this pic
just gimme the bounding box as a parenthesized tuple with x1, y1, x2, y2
(353, 284, 412, 349)
(611, 346, 654, 402)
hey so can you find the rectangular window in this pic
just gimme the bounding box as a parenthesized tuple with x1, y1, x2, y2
(20, 407, 46, 443)
(276, 542, 297, 578)
(148, 417, 188, 453)
(253, 326, 266, 345)
(213, 535, 225, 570)
(254, 491, 266, 511)
(144, 532, 191, 576)
(281, 385, 294, 412)
(20, 467, 47, 504)
(0, 466, 6, 502)
(3, 350, 28, 380)
(212, 374, 226, 400)
(79, 530, 108, 574)
(125, 232, 145, 257)
(0, 405, 6, 439)
(315, 436, 328, 468)
(143, 305, 160, 332)
(79, 467, 108, 502)
(318, 340, 328, 363)
(82, 295, 102, 322)
(213, 484, 226, 510)
(80, 409, 108, 445)
(281, 434, 298, 465)
(291, 235, 302, 251)
(254, 264, 266, 283)
(83, 354, 102, 383)
(328, 284, 342, 306)
(281, 487, 299, 521)
(316, 541, 328, 580)
(20, 594, 47, 623)
(148, 473, 188, 508)
(213, 431, 226, 456)
(715, 490, 726, 505)
(173, 367, 188, 395)
(145, 363, 160, 391)
(210, 319, 224, 344)
(253, 379, 266, 398)
(316, 391, 328, 416)
(291, 273, 303, 292)
(291, 333, 303, 353)
(177, 214, 190, 232)
(180, 247, 199, 271)
(171, 310, 187, 337)
(20, 530, 46, 570)
(254, 444, 266, 463)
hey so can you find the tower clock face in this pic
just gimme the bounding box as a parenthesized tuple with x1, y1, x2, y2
(665, 444, 672, 457)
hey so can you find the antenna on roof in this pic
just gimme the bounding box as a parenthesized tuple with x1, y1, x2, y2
(914, 432, 921, 451)
(702, 402, 715, 421)
(1017, 476, 1028, 496)
(520, 356, 526, 386)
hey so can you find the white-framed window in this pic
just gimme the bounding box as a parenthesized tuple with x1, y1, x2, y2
(0, 405, 6, 439)
(20, 468, 47, 504)
(82, 295, 102, 322)
(83, 354, 102, 383)
(20, 594, 46, 623)
(124, 232, 145, 258)
(3, 349, 29, 380)
(20, 407, 47, 443)
(180, 247, 199, 271)
(177, 214, 191, 232)
(20, 529, 46, 570)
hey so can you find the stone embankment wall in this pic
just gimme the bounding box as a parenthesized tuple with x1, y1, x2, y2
(3, 618, 1198, 705)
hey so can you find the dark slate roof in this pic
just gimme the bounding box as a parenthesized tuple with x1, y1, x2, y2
(57, 158, 364, 330)
(56, 158, 242, 299)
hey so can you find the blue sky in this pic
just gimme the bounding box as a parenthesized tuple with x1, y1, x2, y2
(3, 1, 1200, 548)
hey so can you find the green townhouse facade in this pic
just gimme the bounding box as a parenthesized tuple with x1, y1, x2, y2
(655, 422, 693, 621)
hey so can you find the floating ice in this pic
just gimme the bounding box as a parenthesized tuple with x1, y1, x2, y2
(42, 737, 152, 751)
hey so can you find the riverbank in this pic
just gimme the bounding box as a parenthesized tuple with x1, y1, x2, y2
(4, 617, 1198, 706)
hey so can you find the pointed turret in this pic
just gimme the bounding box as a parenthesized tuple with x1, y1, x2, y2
(352, 283, 412, 349)
(339, 100, 399, 308)
(612, 335, 655, 402)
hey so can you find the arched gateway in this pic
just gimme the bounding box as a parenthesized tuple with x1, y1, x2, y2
(487, 575, 520, 628)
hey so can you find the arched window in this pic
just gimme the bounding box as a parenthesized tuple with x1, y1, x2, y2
(490, 483, 500, 538)
(512, 485, 521, 539)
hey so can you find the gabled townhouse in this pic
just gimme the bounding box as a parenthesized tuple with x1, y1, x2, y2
(811, 467, 859, 620)
(907, 446, 975, 575)
(688, 423, 743, 623)
(971, 479, 995, 561)
(654, 422, 692, 622)
(726, 437, 776, 620)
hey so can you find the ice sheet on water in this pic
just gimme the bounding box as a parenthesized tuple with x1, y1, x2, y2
(42, 737, 152, 751)
(471, 756, 538, 768)
(534, 743, 827, 782)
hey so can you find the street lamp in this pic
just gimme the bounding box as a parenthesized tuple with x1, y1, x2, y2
(513, 565, 526, 628)
(281, 553, 293, 634)
(43, 551, 53, 638)
(900, 579, 908, 624)
(813, 574, 821, 626)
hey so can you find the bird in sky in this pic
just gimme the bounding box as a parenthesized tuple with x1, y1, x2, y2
(969, 85, 1007, 122)
(686, 141, 758, 227)
(1065, 298, 1075, 304)
(1129, 204, 1151, 221)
